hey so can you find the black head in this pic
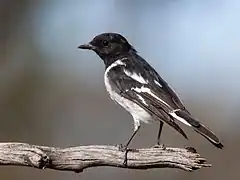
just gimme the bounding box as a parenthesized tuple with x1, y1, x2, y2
(78, 33, 136, 62)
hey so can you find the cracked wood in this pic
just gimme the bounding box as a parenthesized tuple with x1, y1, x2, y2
(0, 143, 211, 172)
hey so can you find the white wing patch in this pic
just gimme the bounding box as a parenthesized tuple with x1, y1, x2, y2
(105, 58, 147, 84)
(124, 70, 148, 84)
(154, 80, 162, 87)
(169, 110, 191, 126)
(132, 86, 191, 126)
(136, 94, 148, 106)
(132, 86, 170, 108)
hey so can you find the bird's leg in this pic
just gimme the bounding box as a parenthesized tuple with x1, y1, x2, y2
(154, 121, 165, 149)
(118, 121, 140, 166)
(157, 121, 164, 145)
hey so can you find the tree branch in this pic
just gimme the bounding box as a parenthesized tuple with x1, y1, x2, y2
(0, 143, 211, 172)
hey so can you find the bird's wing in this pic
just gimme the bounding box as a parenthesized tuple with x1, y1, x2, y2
(106, 62, 188, 139)
(129, 54, 189, 112)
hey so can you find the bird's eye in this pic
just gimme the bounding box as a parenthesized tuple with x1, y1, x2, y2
(102, 40, 109, 46)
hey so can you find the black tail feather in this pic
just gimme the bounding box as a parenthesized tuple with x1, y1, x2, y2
(193, 123, 224, 149)
(175, 110, 224, 149)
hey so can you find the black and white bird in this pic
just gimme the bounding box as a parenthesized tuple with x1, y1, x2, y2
(78, 33, 223, 154)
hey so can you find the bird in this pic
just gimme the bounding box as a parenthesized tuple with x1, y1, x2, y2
(78, 32, 223, 164)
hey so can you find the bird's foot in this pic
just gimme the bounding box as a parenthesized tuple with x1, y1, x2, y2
(184, 146, 197, 153)
(117, 144, 138, 166)
(153, 143, 166, 150)
(118, 144, 127, 152)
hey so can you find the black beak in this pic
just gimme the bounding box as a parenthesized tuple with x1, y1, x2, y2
(78, 43, 95, 50)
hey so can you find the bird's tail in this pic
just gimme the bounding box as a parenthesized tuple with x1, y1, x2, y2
(170, 109, 224, 149)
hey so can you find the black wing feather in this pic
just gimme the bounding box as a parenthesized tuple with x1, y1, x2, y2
(127, 90, 188, 139)
(126, 54, 190, 112)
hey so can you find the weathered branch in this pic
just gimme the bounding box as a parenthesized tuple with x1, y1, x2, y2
(0, 143, 211, 172)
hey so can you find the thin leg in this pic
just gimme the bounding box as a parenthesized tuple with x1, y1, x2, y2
(119, 122, 140, 166)
(157, 121, 164, 145)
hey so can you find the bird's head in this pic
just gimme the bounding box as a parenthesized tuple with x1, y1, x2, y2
(78, 33, 136, 62)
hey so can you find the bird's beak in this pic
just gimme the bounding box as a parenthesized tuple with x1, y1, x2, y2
(78, 43, 95, 50)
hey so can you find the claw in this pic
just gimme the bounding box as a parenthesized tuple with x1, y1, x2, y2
(118, 144, 127, 152)
(117, 144, 128, 166)
(117, 144, 138, 166)
(153, 143, 166, 149)
(185, 146, 197, 153)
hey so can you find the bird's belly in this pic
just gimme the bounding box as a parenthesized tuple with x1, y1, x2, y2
(105, 87, 153, 124)
(112, 92, 153, 123)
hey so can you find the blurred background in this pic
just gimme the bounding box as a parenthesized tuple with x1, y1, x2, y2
(1, 0, 239, 179)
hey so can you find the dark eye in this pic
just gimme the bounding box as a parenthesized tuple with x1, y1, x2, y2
(102, 40, 109, 46)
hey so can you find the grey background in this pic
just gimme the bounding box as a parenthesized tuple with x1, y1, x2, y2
(1, 0, 239, 179)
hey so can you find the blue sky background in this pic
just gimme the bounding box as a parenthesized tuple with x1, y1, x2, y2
(32, 0, 240, 92)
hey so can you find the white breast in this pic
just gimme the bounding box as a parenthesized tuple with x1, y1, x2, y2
(104, 60, 153, 124)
